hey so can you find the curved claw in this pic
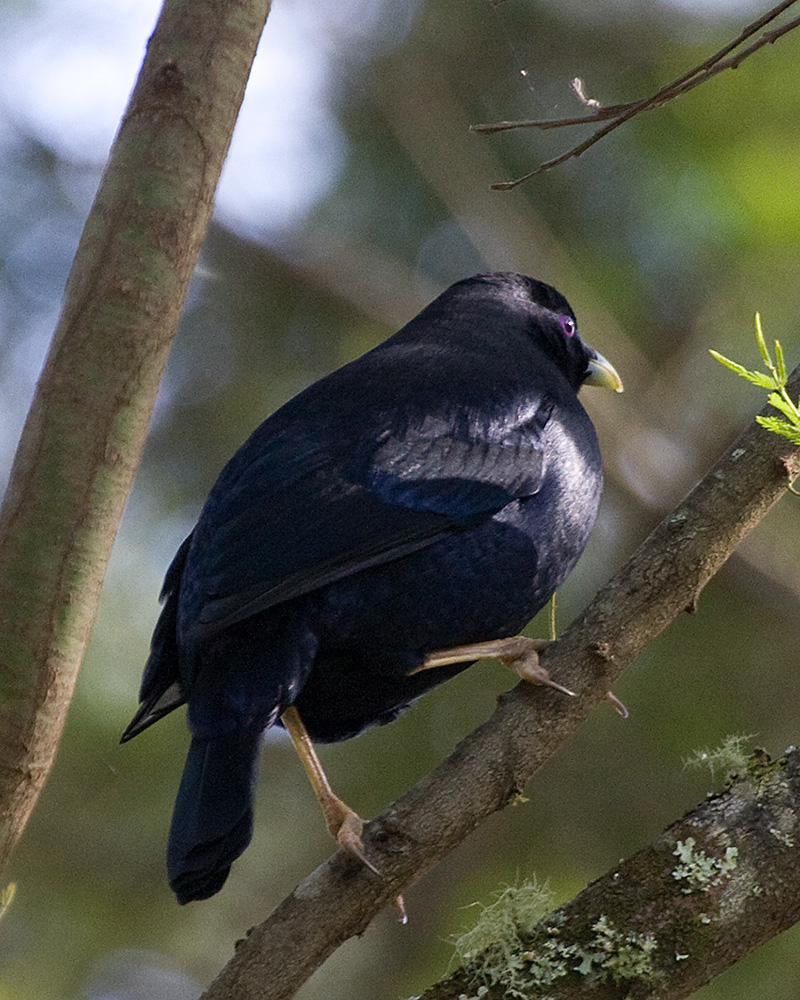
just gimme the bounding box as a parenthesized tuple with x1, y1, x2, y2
(337, 809, 407, 920)
(499, 639, 575, 698)
(606, 690, 629, 718)
(517, 663, 576, 698)
(334, 806, 381, 875)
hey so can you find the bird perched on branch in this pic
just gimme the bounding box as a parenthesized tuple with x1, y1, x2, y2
(122, 272, 622, 904)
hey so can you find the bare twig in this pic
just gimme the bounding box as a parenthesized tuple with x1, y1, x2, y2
(199, 376, 800, 1000)
(472, 0, 800, 188)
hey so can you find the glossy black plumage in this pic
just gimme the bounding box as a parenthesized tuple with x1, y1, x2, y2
(122, 272, 618, 903)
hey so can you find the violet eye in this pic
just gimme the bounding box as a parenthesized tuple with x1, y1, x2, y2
(559, 315, 576, 338)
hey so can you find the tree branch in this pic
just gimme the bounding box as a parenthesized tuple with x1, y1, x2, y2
(417, 746, 800, 1000)
(0, 0, 272, 877)
(472, 0, 800, 189)
(199, 375, 800, 999)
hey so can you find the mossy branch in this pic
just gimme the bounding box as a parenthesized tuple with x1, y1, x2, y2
(419, 747, 800, 1000)
(199, 371, 800, 998)
(0, 0, 272, 878)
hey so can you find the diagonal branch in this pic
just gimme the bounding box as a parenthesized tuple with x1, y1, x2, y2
(0, 0, 272, 878)
(200, 375, 800, 1000)
(417, 747, 800, 1000)
(472, 0, 800, 189)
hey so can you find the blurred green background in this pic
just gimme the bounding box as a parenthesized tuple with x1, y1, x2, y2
(1, 0, 799, 998)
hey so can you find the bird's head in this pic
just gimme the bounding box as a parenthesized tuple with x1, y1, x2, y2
(446, 273, 623, 396)
(495, 273, 623, 395)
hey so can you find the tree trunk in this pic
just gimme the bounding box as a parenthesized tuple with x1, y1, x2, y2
(0, 0, 272, 878)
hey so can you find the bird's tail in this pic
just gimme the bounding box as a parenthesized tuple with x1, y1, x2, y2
(121, 533, 194, 743)
(167, 721, 264, 904)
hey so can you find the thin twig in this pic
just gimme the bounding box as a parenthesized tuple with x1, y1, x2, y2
(472, 0, 800, 189)
(475, 0, 799, 134)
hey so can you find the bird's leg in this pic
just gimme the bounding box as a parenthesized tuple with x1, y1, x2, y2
(412, 635, 629, 716)
(280, 705, 379, 875)
(281, 706, 408, 920)
(411, 635, 575, 696)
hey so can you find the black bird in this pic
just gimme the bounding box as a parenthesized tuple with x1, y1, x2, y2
(122, 272, 622, 904)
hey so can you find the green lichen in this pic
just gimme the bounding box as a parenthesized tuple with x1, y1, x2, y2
(453, 881, 554, 964)
(769, 826, 795, 847)
(682, 734, 755, 785)
(452, 880, 555, 996)
(569, 915, 658, 983)
(452, 882, 659, 998)
(672, 837, 738, 893)
(517, 920, 578, 990)
(767, 803, 797, 848)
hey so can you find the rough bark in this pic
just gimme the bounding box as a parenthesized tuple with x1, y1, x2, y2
(418, 746, 800, 1000)
(0, 0, 272, 876)
(200, 369, 800, 1000)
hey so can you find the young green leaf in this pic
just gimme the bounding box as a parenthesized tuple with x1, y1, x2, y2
(708, 351, 777, 389)
(756, 415, 800, 444)
(711, 316, 800, 473)
(766, 392, 798, 422)
(775, 339, 787, 384)
(755, 312, 771, 368)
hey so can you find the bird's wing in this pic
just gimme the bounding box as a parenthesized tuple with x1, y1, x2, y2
(361, 413, 548, 515)
(186, 404, 551, 640)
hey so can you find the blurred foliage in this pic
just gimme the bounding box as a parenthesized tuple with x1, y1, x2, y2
(1, 1, 800, 999)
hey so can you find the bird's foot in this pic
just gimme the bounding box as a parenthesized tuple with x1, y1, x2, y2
(325, 796, 381, 876)
(494, 636, 576, 696)
(324, 793, 408, 918)
(418, 635, 574, 697)
(418, 635, 628, 715)
(503, 637, 628, 715)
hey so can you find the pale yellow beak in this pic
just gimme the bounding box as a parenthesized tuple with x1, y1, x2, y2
(585, 351, 623, 393)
